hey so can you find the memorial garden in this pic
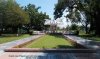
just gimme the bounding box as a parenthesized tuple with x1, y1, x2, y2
(0, 0, 100, 59)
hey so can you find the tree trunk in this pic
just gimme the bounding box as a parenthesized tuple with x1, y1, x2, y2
(95, 13, 100, 35)
(85, 21, 88, 34)
(95, 20, 100, 35)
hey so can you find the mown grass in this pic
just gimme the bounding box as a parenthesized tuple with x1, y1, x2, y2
(25, 34, 74, 48)
(0, 34, 31, 44)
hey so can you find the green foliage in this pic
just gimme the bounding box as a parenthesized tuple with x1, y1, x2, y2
(0, 0, 50, 34)
(54, 0, 68, 19)
(70, 24, 78, 30)
(54, 0, 100, 35)
(0, 0, 30, 26)
(0, 0, 30, 34)
(24, 4, 49, 30)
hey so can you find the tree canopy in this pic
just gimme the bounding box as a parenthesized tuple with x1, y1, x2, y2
(0, 0, 29, 26)
(24, 4, 49, 30)
(0, 0, 49, 34)
(54, 0, 100, 35)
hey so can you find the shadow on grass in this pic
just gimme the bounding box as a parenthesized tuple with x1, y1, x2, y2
(56, 45, 74, 49)
(78, 34, 100, 41)
(56, 45, 86, 49)
(47, 33, 64, 39)
(79, 34, 93, 37)
(47, 33, 76, 49)
(78, 34, 94, 40)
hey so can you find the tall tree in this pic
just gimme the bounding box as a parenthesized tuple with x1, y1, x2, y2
(24, 4, 49, 30)
(0, 0, 30, 33)
(54, 0, 100, 35)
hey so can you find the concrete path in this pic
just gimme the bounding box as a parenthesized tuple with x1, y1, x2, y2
(64, 35, 100, 59)
(0, 35, 43, 55)
(64, 35, 100, 49)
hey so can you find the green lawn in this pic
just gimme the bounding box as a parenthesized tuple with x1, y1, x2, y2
(25, 34, 74, 48)
(0, 34, 31, 44)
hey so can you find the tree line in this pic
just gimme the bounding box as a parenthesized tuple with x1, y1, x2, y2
(54, 0, 100, 35)
(0, 0, 49, 34)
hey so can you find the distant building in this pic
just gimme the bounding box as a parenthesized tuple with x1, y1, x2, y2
(44, 19, 57, 33)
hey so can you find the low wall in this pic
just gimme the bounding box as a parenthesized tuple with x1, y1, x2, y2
(67, 38, 87, 49)
(5, 48, 96, 53)
(13, 35, 44, 48)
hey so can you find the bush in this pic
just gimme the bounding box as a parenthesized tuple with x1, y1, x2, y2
(70, 24, 78, 30)
(69, 30, 79, 35)
(74, 30, 79, 35)
(29, 29, 34, 35)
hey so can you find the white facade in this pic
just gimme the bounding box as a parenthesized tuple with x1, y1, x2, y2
(44, 18, 69, 29)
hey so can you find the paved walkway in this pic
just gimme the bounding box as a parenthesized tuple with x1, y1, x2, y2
(64, 35, 100, 59)
(0, 35, 43, 54)
(64, 35, 100, 49)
